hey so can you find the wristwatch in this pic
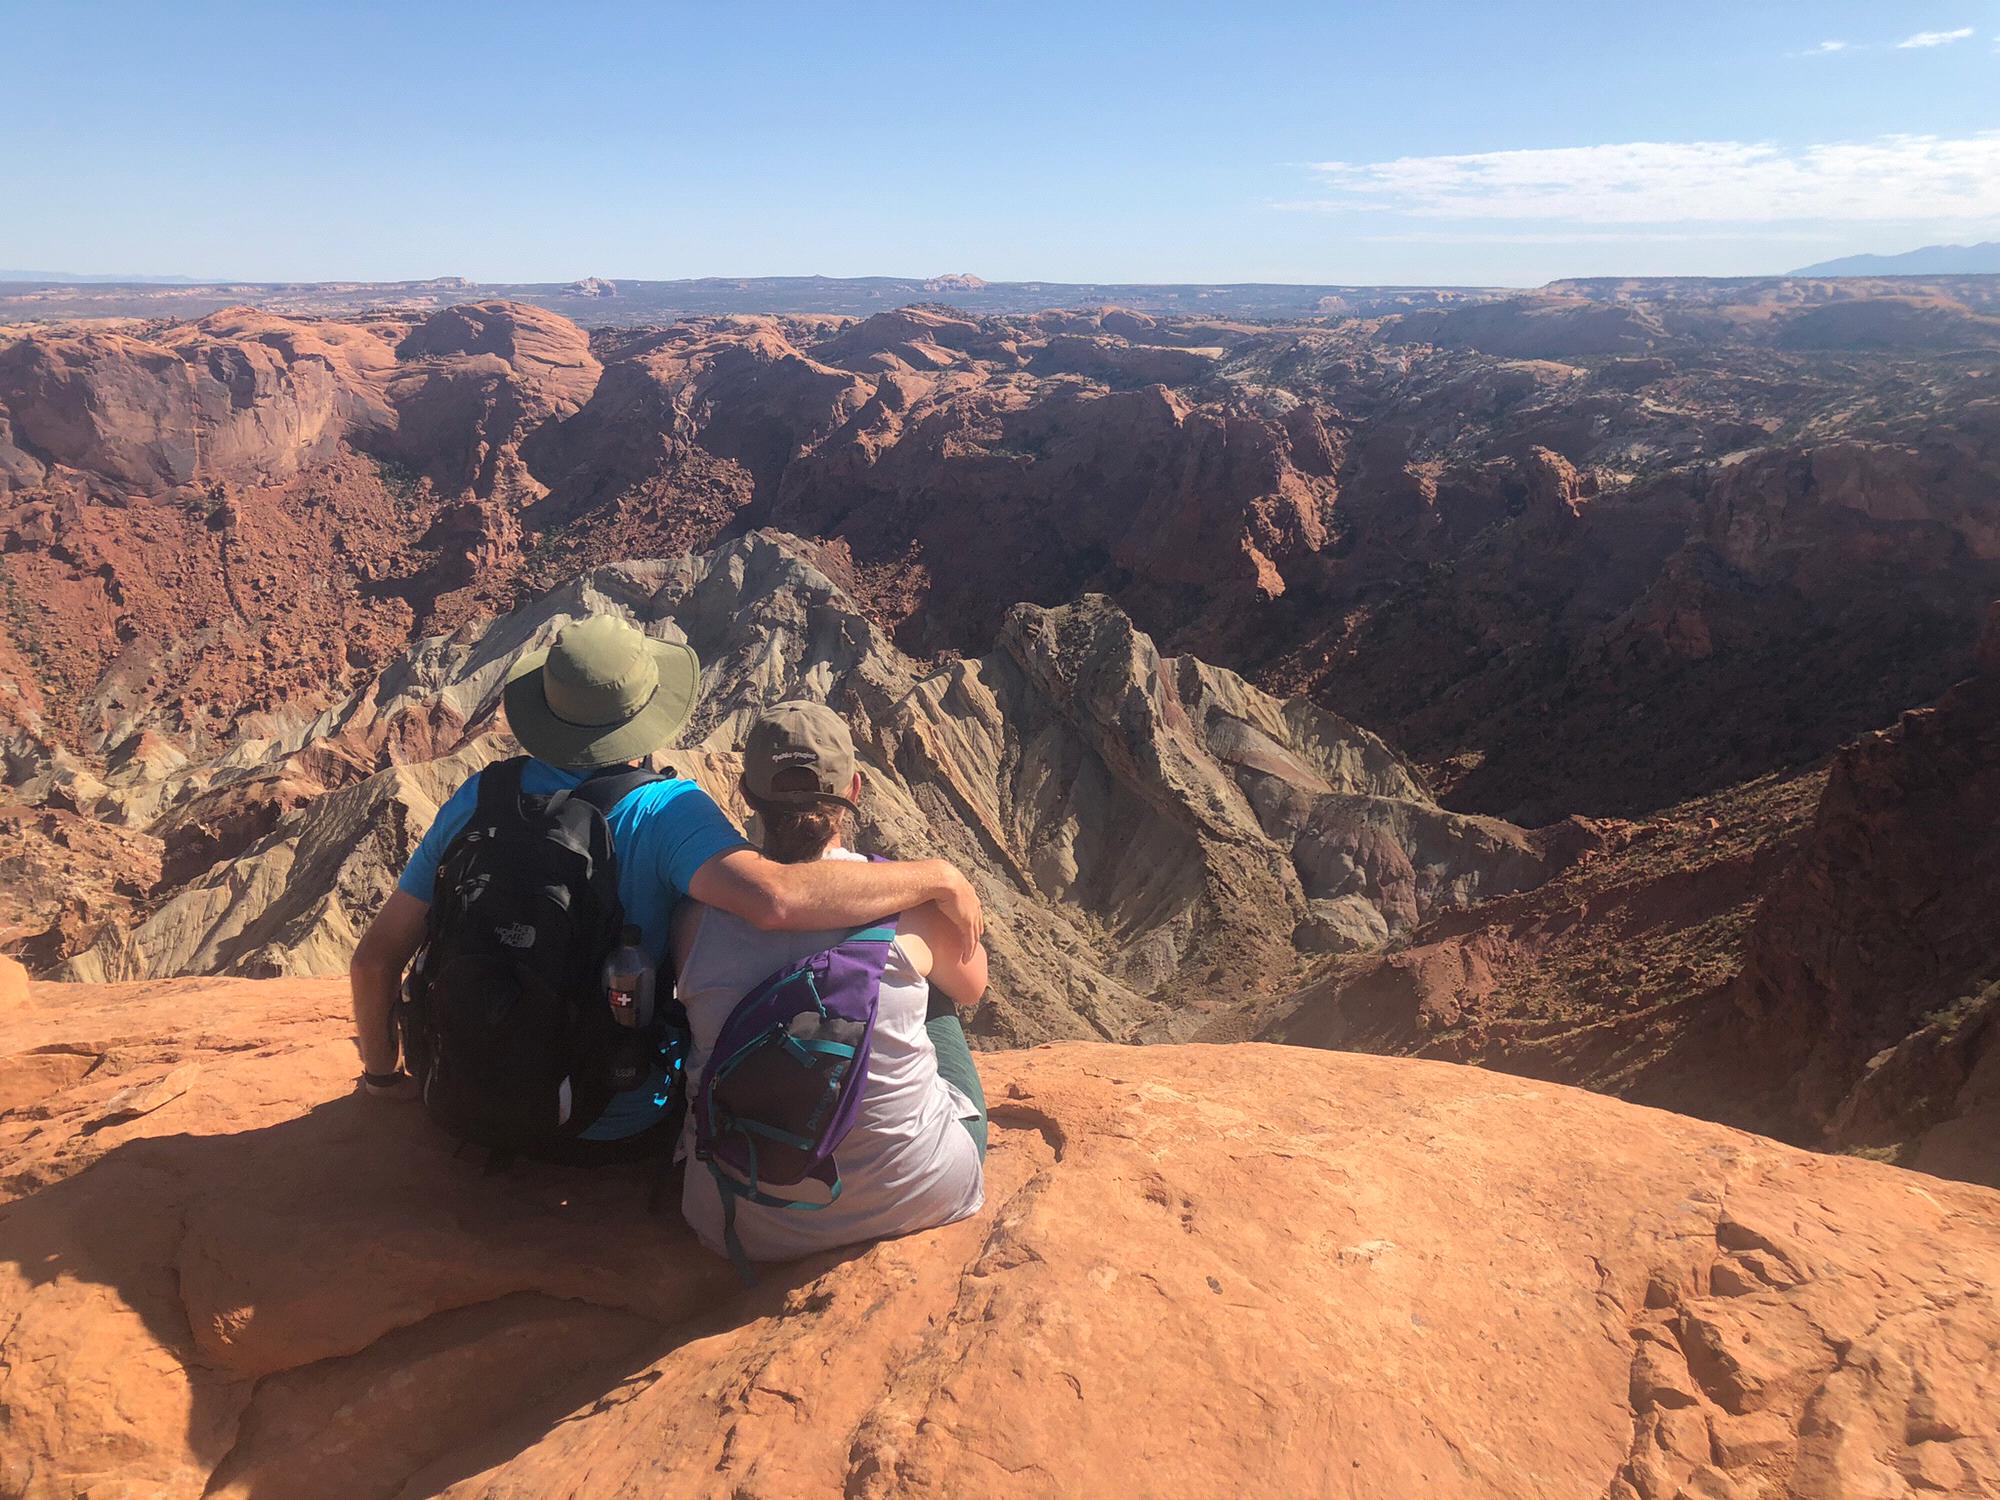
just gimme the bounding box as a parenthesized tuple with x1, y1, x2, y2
(361, 1069, 405, 1092)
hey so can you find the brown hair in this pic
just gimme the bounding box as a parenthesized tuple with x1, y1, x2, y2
(742, 767, 852, 864)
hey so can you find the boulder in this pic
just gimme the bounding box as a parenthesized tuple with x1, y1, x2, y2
(1, 976, 1996, 1498)
(1293, 894, 1389, 953)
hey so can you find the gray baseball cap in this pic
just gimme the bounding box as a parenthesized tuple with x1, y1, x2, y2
(742, 701, 859, 810)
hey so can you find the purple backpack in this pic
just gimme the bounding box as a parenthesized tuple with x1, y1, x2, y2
(691, 919, 897, 1277)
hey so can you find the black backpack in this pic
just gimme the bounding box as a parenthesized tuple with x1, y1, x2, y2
(398, 756, 669, 1153)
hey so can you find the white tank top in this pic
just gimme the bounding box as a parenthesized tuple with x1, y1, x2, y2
(677, 850, 984, 1261)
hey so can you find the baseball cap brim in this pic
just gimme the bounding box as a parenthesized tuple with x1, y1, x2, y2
(502, 637, 700, 771)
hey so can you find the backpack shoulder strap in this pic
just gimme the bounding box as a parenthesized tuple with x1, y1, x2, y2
(571, 767, 669, 816)
(472, 756, 531, 822)
(840, 920, 900, 956)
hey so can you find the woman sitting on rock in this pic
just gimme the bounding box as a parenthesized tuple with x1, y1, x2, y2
(671, 701, 989, 1262)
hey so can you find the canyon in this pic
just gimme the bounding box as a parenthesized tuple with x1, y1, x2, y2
(1, 280, 1996, 1182)
(6, 286, 1996, 820)
(3, 275, 1999, 1497)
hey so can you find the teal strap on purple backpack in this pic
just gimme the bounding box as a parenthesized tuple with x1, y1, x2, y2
(694, 919, 898, 1283)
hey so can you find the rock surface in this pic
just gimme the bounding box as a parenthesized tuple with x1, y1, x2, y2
(2, 975, 1997, 1499)
(0, 301, 593, 504)
(1252, 771, 1826, 1121)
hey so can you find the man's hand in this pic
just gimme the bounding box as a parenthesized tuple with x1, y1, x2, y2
(350, 890, 429, 1076)
(925, 860, 984, 963)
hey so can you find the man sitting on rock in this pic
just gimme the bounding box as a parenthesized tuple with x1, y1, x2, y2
(348, 613, 984, 1158)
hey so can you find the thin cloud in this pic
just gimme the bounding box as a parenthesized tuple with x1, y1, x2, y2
(1287, 134, 2000, 223)
(1799, 39, 1851, 54)
(1896, 27, 1973, 47)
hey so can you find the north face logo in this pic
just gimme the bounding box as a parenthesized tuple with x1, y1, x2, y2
(495, 923, 536, 950)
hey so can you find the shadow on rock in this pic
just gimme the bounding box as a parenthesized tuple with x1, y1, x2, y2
(0, 1088, 863, 1499)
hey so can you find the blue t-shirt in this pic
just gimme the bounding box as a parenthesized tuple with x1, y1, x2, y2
(398, 758, 750, 1139)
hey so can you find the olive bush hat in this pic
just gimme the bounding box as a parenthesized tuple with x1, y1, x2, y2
(742, 701, 859, 811)
(502, 614, 700, 771)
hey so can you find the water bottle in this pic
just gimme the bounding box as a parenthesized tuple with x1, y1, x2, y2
(602, 925, 655, 1092)
(603, 924, 656, 1029)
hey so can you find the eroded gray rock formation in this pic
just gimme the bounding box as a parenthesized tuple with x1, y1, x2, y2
(56, 532, 1573, 1043)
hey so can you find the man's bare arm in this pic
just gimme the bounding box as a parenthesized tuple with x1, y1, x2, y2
(350, 890, 429, 1077)
(688, 848, 984, 960)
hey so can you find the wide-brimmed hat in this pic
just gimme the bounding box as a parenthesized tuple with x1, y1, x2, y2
(502, 615, 699, 771)
(742, 701, 859, 812)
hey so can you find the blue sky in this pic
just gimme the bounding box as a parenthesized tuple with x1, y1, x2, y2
(2, 0, 1995, 285)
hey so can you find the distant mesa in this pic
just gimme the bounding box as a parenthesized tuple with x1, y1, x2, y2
(0, 269, 211, 285)
(568, 277, 618, 298)
(1791, 241, 2000, 276)
(922, 272, 987, 293)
